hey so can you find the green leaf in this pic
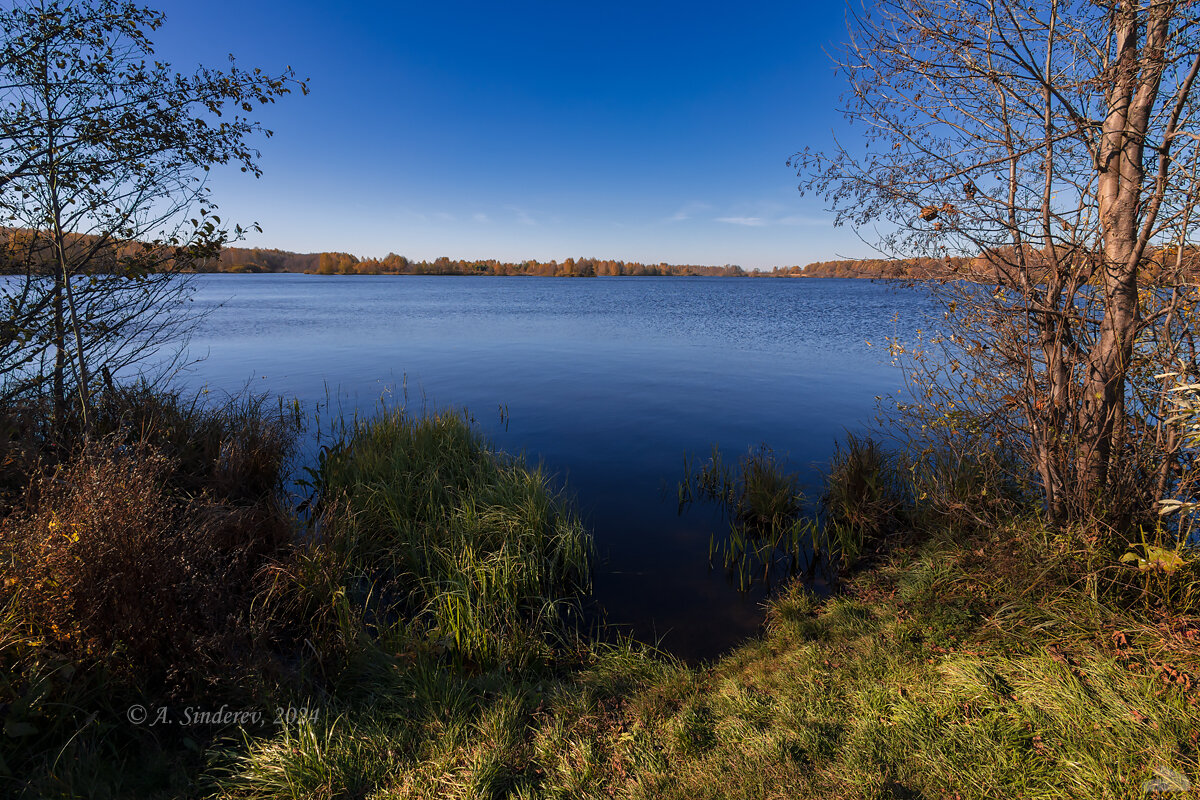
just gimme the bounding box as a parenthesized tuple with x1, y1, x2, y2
(1143, 546, 1186, 575)
(1121, 545, 1186, 575)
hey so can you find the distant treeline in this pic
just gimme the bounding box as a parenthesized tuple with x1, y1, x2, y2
(206, 247, 751, 277)
(774, 257, 968, 279)
(777, 247, 1200, 281)
(204, 248, 975, 280)
(0, 227, 221, 275)
(11, 232, 1197, 282)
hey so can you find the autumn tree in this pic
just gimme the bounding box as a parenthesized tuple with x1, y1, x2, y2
(0, 0, 305, 423)
(797, 0, 1200, 527)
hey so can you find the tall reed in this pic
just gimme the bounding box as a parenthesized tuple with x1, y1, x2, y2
(307, 408, 592, 667)
(679, 444, 818, 590)
(820, 434, 904, 567)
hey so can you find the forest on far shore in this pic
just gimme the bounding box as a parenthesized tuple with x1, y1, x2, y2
(212, 246, 1158, 282)
(208, 247, 753, 276)
(210, 244, 978, 278)
(11, 232, 1197, 282)
(208, 245, 955, 278)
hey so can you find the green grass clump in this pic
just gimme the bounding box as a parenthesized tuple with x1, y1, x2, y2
(679, 444, 818, 590)
(821, 434, 906, 567)
(307, 408, 592, 667)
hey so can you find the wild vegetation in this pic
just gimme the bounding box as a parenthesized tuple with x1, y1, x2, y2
(215, 505, 1200, 799)
(0, 384, 303, 793)
(679, 444, 821, 592)
(4, 388, 1197, 798)
(1, 0, 1200, 797)
(294, 407, 593, 668)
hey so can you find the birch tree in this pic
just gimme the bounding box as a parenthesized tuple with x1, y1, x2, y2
(797, 0, 1200, 527)
(0, 0, 305, 425)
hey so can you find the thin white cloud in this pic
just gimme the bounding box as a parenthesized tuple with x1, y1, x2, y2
(505, 205, 537, 226)
(715, 216, 767, 227)
(402, 210, 455, 225)
(666, 201, 713, 223)
(473, 213, 491, 224)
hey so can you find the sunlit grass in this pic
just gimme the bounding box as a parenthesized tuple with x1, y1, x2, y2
(309, 407, 592, 667)
(229, 535, 1199, 799)
(5, 393, 1199, 799)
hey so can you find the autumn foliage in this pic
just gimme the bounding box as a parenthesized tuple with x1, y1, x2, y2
(0, 388, 299, 690)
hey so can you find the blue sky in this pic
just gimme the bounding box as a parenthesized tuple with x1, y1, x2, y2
(154, 1, 869, 269)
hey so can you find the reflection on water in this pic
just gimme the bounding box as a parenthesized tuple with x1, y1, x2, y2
(179, 274, 934, 661)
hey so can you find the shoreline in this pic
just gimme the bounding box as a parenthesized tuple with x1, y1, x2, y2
(4, 389, 1196, 798)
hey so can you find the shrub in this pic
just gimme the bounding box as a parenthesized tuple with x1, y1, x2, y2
(0, 437, 292, 690)
(0, 385, 301, 694)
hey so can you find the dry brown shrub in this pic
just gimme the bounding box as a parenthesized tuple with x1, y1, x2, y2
(0, 402, 46, 508)
(0, 438, 293, 692)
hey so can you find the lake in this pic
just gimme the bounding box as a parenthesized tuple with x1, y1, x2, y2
(179, 274, 934, 661)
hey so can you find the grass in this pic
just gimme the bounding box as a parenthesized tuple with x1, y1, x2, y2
(677, 435, 917, 589)
(691, 538, 1199, 799)
(821, 434, 905, 567)
(218, 415, 1200, 799)
(291, 407, 593, 668)
(679, 444, 819, 590)
(216, 523, 1200, 799)
(3, 390, 1199, 798)
(212, 406, 629, 797)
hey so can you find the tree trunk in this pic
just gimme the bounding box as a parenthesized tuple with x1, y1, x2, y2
(1083, 1, 1171, 502)
(51, 263, 64, 424)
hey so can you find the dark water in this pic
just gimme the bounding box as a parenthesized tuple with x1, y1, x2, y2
(179, 274, 933, 661)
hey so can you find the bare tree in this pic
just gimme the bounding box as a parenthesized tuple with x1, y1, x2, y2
(0, 0, 306, 425)
(796, 0, 1200, 527)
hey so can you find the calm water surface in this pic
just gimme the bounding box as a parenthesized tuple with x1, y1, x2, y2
(180, 275, 934, 660)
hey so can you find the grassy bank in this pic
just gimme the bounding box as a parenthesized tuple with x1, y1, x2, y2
(217, 528, 1200, 799)
(2, 391, 1198, 798)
